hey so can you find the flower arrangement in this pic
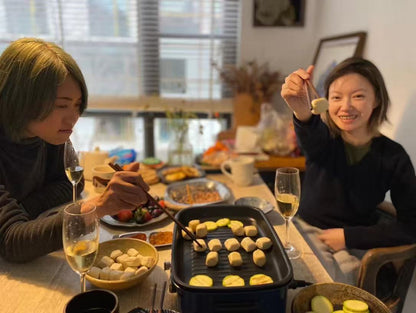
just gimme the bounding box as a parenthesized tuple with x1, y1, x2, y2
(212, 60, 282, 103)
(165, 109, 201, 165)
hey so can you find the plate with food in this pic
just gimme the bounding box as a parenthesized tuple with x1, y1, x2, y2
(157, 165, 205, 184)
(101, 196, 169, 228)
(163, 178, 231, 210)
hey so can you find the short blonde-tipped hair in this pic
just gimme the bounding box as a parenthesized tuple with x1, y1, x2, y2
(0, 37, 88, 141)
(324, 57, 389, 137)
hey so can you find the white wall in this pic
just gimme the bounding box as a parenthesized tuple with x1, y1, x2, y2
(240, 1, 416, 311)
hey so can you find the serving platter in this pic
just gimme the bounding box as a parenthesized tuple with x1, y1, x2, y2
(101, 212, 168, 228)
(164, 178, 231, 210)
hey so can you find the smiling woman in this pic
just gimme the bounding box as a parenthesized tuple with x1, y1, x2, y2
(281, 57, 416, 286)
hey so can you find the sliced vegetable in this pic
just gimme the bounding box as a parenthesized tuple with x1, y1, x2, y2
(216, 218, 230, 227)
(222, 275, 245, 287)
(204, 221, 218, 231)
(227, 220, 244, 229)
(249, 274, 273, 285)
(343, 299, 369, 313)
(311, 295, 333, 313)
(189, 274, 213, 287)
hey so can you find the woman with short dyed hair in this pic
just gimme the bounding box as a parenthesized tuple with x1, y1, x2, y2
(0, 38, 148, 262)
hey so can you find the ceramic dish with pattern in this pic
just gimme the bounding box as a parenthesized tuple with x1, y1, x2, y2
(164, 178, 231, 210)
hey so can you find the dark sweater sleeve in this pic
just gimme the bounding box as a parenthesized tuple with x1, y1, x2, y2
(293, 114, 331, 161)
(0, 186, 64, 262)
(344, 150, 416, 249)
(20, 143, 85, 219)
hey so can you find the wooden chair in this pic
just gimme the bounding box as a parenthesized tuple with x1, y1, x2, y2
(357, 201, 416, 313)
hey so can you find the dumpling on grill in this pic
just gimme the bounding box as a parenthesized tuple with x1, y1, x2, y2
(228, 251, 243, 267)
(224, 238, 240, 251)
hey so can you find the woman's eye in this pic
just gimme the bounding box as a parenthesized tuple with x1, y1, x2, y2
(354, 94, 364, 99)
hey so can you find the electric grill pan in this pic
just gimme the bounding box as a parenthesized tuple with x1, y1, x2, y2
(170, 205, 293, 313)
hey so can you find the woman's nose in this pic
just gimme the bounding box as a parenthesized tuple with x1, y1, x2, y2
(66, 106, 80, 124)
(340, 97, 352, 109)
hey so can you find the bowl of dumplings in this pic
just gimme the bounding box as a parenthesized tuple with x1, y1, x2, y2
(86, 238, 158, 290)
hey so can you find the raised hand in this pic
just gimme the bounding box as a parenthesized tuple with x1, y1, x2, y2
(281, 65, 314, 122)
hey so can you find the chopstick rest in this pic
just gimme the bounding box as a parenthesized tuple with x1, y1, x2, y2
(108, 163, 203, 248)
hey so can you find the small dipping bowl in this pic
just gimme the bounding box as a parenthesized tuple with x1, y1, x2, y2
(234, 196, 274, 214)
(64, 289, 119, 313)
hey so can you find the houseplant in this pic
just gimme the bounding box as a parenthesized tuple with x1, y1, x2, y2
(166, 109, 198, 165)
(213, 60, 282, 138)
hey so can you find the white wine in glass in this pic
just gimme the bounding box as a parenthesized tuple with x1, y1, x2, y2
(63, 201, 99, 293)
(275, 167, 301, 260)
(64, 140, 84, 203)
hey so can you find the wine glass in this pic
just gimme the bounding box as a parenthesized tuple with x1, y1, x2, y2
(63, 201, 99, 293)
(275, 167, 301, 260)
(64, 140, 84, 203)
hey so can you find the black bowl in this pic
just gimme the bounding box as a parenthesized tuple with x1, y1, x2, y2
(64, 289, 119, 313)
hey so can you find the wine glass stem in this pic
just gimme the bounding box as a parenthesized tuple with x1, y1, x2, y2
(80, 272, 86, 292)
(285, 218, 290, 248)
(72, 183, 76, 203)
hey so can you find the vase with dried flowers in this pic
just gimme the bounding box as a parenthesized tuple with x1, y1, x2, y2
(213, 60, 282, 138)
(166, 109, 197, 165)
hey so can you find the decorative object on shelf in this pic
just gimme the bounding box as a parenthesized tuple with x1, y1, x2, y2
(253, 0, 306, 27)
(166, 109, 197, 166)
(213, 60, 282, 139)
(312, 31, 367, 96)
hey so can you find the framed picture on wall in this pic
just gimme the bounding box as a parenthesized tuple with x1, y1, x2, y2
(253, 0, 305, 27)
(312, 31, 367, 96)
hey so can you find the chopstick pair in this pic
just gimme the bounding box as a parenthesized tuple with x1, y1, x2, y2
(150, 282, 167, 313)
(108, 163, 203, 248)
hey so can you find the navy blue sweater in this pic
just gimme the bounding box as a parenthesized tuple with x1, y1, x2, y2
(294, 115, 416, 249)
(0, 128, 84, 262)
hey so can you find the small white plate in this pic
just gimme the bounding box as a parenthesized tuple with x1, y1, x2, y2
(234, 196, 275, 214)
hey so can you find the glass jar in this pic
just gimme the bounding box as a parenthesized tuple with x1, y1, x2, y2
(167, 130, 193, 166)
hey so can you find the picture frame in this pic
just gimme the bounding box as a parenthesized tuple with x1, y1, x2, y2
(312, 31, 367, 96)
(253, 0, 305, 27)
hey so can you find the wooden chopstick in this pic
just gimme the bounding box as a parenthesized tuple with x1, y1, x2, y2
(150, 283, 157, 313)
(108, 163, 203, 248)
(158, 281, 167, 313)
(305, 79, 321, 99)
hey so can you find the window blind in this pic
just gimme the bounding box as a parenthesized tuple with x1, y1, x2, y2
(0, 0, 240, 100)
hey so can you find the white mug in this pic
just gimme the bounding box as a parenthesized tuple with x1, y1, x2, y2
(80, 148, 110, 181)
(92, 165, 115, 193)
(221, 156, 255, 187)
